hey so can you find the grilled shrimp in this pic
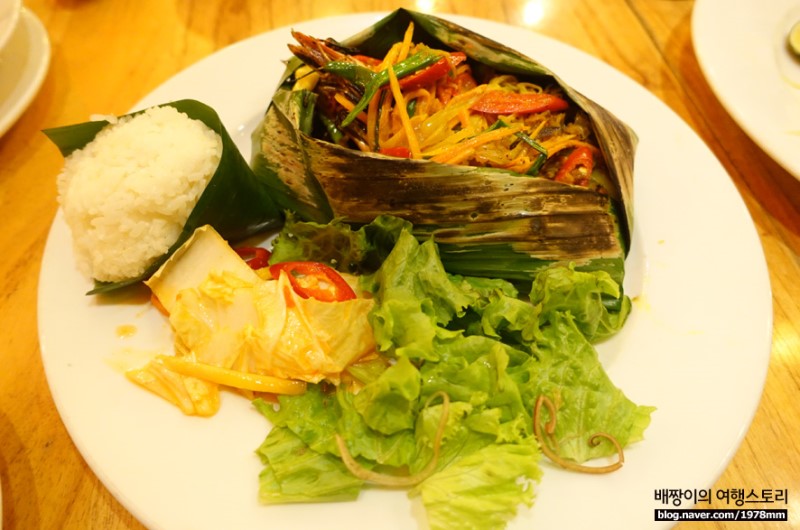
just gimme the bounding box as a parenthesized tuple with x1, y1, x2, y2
(288, 31, 371, 145)
(288, 30, 353, 68)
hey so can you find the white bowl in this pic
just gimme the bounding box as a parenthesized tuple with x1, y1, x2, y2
(0, 7, 51, 136)
(0, 0, 21, 52)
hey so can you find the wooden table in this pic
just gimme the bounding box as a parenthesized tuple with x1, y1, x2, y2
(1, 1, 797, 528)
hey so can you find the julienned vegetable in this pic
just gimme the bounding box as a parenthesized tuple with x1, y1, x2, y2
(322, 49, 446, 127)
(399, 52, 467, 90)
(251, 8, 636, 287)
(469, 90, 570, 114)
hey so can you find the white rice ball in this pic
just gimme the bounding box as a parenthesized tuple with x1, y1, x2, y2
(57, 105, 223, 282)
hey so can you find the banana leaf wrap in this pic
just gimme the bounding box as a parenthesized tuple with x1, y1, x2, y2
(250, 9, 636, 285)
(45, 99, 283, 294)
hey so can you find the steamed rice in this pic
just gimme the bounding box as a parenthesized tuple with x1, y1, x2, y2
(57, 105, 223, 283)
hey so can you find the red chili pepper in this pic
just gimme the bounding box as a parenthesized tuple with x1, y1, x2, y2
(378, 146, 412, 158)
(269, 261, 357, 302)
(437, 69, 478, 105)
(470, 91, 569, 114)
(353, 54, 382, 67)
(398, 52, 467, 90)
(554, 146, 596, 185)
(455, 70, 477, 92)
(235, 247, 271, 270)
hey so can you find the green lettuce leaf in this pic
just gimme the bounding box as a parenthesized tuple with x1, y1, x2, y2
(512, 311, 655, 462)
(362, 230, 477, 361)
(269, 212, 410, 275)
(255, 426, 363, 503)
(412, 442, 541, 530)
(353, 356, 421, 435)
(253, 215, 652, 529)
(254, 386, 339, 455)
(531, 263, 631, 342)
(335, 386, 419, 468)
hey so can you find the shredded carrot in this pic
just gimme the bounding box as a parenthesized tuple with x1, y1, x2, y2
(379, 43, 401, 70)
(431, 124, 524, 165)
(397, 22, 415, 62)
(498, 153, 532, 173)
(528, 119, 547, 138)
(378, 89, 394, 145)
(366, 88, 382, 151)
(405, 88, 431, 113)
(387, 65, 422, 159)
(334, 94, 368, 124)
(458, 108, 471, 130)
(297, 28, 597, 178)
(155, 355, 307, 395)
(541, 138, 597, 159)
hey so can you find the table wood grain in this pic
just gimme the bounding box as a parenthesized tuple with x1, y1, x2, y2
(1, 1, 797, 528)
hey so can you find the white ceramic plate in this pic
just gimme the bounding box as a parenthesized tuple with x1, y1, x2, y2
(692, 0, 800, 180)
(38, 13, 772, 530)
(0, 7, 50, 137)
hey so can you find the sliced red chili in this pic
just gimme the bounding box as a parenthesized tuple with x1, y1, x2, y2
(470, 91, 569, 115)
(437, 68, 478, 105)
(454, 70, 477, 91)
(353, 54, 382, 67)
(269, 261, 357, 302)
(554, 146, 596, 185)
(398, 52, 467, 90)
(235, 246, 271, 270)
(378, 146, 412, 158)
